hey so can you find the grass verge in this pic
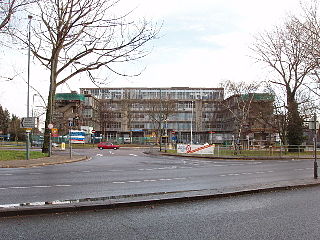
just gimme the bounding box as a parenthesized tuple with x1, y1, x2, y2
(0, 150, 48, 161)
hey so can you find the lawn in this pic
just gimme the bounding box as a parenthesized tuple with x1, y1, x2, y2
(0, 150, 48, 161)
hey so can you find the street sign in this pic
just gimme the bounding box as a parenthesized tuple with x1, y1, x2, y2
(51, 128, 58, 137)
(92, 130, 96, 133)
(20, 117, 36, 128)
(309, 122, 319, 130)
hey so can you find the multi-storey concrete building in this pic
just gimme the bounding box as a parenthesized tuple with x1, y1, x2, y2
(53, 92, 100, 135)
(80, 87, 224, 144)
(52, 87, 275, 145)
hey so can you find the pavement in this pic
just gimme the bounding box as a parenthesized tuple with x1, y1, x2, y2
(0, 150, 320, 217)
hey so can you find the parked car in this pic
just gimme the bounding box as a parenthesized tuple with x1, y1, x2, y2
(97, 142, 120, 150)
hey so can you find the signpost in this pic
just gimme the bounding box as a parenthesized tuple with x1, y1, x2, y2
(20, 117, 36, 160)
(20, 117, 36, 128)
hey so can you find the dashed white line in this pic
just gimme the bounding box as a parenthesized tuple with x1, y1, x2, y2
(143, 179, 157, 182)
(9, 186, 29, 189)
(28, 173, 42, 175)
(173, 177, 187, 180)
(112, 182, 126, 184)
(128, 181, 141, 183)
(159, 178, 172, 181)
(32, 185, 51, 188)
(0, 174, 13, 176)
(54, 185, 71, 187)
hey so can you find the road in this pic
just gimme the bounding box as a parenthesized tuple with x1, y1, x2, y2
(1, 186, 320, 239)
(0, 148, 316, 205)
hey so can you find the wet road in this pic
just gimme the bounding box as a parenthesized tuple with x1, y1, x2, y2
(1, 186, 320, 240)
(0, 148, 316, 204)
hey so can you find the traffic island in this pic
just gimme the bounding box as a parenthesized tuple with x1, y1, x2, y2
(0, 155, 88, 168)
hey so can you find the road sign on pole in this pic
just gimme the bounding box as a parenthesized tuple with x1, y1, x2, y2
(20, 117, 36, 128)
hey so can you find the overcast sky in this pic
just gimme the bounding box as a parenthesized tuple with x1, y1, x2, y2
(0, 0, 303, 117)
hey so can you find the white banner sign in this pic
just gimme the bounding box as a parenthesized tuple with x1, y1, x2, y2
(177, 144, 214, 154)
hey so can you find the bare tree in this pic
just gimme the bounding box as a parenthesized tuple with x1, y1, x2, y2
(220, 80, 261, 152)
(145, 98, 176, 150)
(12, 0, 159, 152)
(251, 12, 318, 149)
(0, 0, 37, 31)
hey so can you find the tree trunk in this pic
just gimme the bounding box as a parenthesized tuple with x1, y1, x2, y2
(42, 61, 57, 153)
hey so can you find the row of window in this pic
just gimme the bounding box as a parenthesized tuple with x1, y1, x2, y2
(83, 88, 224, 100)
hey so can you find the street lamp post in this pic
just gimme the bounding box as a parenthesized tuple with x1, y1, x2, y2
(26, 15, 32, 160)
(314, 113, 318, 179)
(190, 101, 194, 145)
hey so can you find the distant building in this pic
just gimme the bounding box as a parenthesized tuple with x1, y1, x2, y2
(53, 88, 275, 145)
(53, 92, 100, 136)
(80, 87, 224, 144)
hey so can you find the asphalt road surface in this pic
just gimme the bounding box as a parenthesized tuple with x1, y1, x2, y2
(0, 148, 316, 204)
(1, 186, 320, 240)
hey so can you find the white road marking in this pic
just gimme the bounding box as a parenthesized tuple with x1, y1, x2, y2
(173, 177, 187, 180)
(180, 167, 193, 169)
(219, 175, 227, 177)
(267, 170, 274, 173)
(295, 169, 305, 171)
(228, 173, 240, 176)
(9, 186, 29, 189)
(128, 181, 141, 183)
(129, 154, 138, 157)
(0, 188, 7, 190)
(159, 178, 172, 181)
(32, 185, 51, 188)
(112, 182, 126, 184)
(28, 173, 42, 175)
(54, 185, 71, 187)
(96, 154, 103, 157)
(0, 174, 13, 176)
(143, 180, 157, 182)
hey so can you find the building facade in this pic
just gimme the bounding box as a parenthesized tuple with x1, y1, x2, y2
(80, 87, 224, 144)
(52, 87, 275, 145)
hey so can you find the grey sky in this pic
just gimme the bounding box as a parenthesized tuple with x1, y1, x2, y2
(0, 0, 303, 117)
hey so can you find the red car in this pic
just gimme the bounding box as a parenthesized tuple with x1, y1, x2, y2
(97, 142, 120, 150)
